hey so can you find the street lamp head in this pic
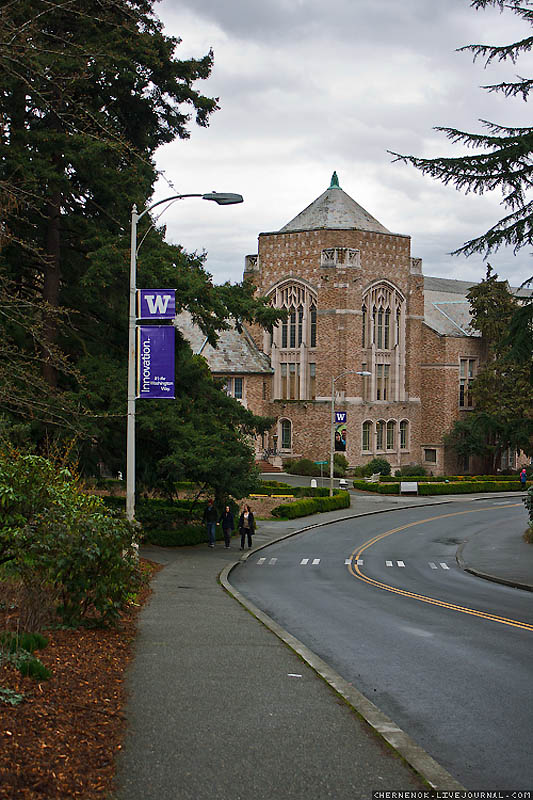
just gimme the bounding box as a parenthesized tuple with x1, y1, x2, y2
(202, 192, 243, 205)
(356, 370, 372, 376)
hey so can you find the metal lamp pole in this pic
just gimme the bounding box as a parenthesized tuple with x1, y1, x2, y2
(329, 369, 371, 497)
(126, 192, 243, 522)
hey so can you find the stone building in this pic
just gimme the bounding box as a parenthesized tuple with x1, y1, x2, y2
(177, 173, 529, 474)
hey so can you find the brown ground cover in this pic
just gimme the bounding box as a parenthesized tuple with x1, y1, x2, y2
(0, 560, 161, 800)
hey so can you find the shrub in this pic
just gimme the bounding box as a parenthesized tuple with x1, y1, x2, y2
(0, 450, 141, 627)
(352, 480, 399, 494)
(143, 524, 213, 547)
(398, 464, 427, 477)
(333, 453, 349, 476)
(271, 491, 350, 519)
(352, 466, 366, 477)
(285, 458, 321, 476)
(418, 480, 522, 495)
(363, 457, 391, 477)
(0, 630, 51, 681)
(0, 631, 48, 654)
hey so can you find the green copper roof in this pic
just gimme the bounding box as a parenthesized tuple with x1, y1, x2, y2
(329, 171, 340, 189)
(279, 176, 390, 234)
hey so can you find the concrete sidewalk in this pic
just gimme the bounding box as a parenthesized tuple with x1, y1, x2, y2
(115, 492, 531, 799)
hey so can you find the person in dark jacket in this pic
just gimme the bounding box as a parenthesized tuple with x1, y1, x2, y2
(238, 505, 255, 550)
(202, 499, 218, 548)
(219, 505, 235, 548)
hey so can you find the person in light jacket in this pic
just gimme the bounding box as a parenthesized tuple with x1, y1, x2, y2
(238, 505, 255, 550)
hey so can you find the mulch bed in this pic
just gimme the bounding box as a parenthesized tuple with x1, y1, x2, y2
(0, 559, 162, 800)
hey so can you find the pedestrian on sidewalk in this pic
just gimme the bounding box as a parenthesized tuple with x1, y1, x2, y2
(239, 504, 255, 550)
(202, 499, 218, 548)
(219, 505, 235, 548)
(520, 468, 528, 490)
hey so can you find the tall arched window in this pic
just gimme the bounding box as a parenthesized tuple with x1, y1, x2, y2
(281, 419, 292, 450)
(362, 282, 406, 402)
(269, 281, 318, 401)
(386, 420, 396, 451)
(310, 304, 317, 348)
(376, 420, 386, 451)
(400, 420, 409, 450)
(362, 421, 372, 452)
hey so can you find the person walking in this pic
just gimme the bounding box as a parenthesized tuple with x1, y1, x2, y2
(219, 505, 235, 548)
(520, 467, 528, 490)
(239, 504, 255, 550)
(202, 499, 218, 548)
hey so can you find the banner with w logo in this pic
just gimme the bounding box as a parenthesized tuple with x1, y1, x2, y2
(137, 289, 176, 320)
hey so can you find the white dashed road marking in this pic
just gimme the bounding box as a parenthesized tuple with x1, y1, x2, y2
(300, 558, 309, 565)
(386, 560, 393, 567)
(257, 558, 266, 565)
(269, 558, 278, 565)
(312, 558, 320, 565)
(397, 560, 405, 568)
(440, 562, 450, 570)
(429, 562, 438, 569)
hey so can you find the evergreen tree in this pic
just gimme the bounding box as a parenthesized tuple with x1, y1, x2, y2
(0, 1, 283, 492)
(443, 266, 532, 469)
(390, 0, 533, 374)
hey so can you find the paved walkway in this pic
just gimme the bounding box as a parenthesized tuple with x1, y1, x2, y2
(115, 491, 532, 799)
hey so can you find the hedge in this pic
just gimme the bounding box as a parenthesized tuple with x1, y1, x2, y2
(418, 480, 523, 495)
(352, 480, 399, 494)
(380, 474, 525, 483)
(143, 523, 227, 547)
(271, 491, 350, 519)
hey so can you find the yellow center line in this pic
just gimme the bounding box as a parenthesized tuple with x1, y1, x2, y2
(347, 505, 533, 632)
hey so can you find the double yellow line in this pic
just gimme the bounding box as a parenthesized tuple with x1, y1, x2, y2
(347, 506, 533, 632)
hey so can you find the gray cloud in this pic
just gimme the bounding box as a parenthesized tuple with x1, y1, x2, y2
(155, 0, 533, 288)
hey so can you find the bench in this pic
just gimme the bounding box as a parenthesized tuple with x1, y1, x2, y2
(400, 481, 418, 494)
(364, 472, 380, 483)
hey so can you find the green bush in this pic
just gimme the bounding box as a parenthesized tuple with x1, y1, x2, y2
(352, 480, 399, 494)
(18, 655, 50, 681)
(285, 459, 321, 477)
(143, 523, 216, 547)
(352, 466, 366, 477)
(397, 464, 427, 477)
(362, 457, 391, 477)
(0, 451, 140, 627)
(418, 481, 522, 495)
(0, 631, 48, 654)
(271, 491, 350, 519)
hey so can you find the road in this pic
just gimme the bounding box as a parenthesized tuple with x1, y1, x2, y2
(230, 499, 533, 790)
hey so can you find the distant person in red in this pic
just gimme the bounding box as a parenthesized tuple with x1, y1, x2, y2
(520, 468, 528, 490)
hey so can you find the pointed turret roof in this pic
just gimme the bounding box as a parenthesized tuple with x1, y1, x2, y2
(279, 172, 390, 234)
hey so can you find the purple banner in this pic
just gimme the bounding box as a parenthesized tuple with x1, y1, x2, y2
(334, 411, 347, 452)
(136, 326, 175, 399)
(137, 289, 176, 320)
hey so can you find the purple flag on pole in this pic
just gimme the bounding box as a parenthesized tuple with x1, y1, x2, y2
(136, 326, 175, 398)
(137, 289, 176, 320)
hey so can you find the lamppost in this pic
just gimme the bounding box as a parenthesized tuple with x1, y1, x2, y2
(127, 191, 243, 522)
(329, 369, 371, 497)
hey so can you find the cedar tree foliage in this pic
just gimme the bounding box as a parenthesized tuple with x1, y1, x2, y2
(0, 0, 282, 494)
(390, 0, 533, 375)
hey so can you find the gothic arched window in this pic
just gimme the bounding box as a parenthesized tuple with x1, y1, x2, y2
(362, 282, 406, 402)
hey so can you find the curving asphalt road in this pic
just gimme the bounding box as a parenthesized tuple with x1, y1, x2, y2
(229, 500, 533, 789)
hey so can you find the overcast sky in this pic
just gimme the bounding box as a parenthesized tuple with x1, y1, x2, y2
(152, 0, 533, 289)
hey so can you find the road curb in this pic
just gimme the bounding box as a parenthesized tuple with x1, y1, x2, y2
(220, 507, 466, 792)
(456, 542, 533, 593)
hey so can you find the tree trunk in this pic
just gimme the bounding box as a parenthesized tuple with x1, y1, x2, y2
(42, 190, 61, 388)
